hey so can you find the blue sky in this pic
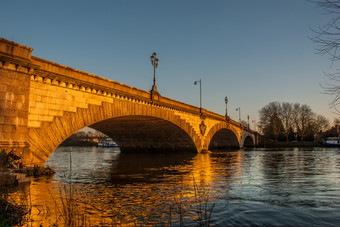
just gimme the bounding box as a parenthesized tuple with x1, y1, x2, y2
(1, 0, 337, 129)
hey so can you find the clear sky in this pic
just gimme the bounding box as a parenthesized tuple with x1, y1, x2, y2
(1, 0, 337, 129)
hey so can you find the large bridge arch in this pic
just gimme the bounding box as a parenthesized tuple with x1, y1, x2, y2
(26, 100, 200, 167)
(89, 115, 198, 153)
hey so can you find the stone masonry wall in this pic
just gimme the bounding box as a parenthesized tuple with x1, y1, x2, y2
(0, 38, 34, 156)
(0, 68, 30, 149)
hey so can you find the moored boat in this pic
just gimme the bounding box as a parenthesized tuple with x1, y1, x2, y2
(98, 138, 118, 147)
(322, 137, 340, 147)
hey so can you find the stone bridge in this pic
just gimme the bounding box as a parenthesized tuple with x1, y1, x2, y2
(0, 38, 257, 167)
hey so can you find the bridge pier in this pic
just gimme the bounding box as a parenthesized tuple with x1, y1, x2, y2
(0, 38, 35, 161)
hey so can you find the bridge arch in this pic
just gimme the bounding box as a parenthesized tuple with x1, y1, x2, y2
(27, 100, 200, 167)
(240, 131, 255, 148)
(204, 122, 242, 151)
(242, 136, 254, 147)
(89, 115, 197, 153)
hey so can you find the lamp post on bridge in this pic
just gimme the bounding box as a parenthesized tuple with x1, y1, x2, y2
(247, 115, 250, 128)
(225, 97, 228, 117)
(194, 79, 202, 113)
(236, 107, 241, 123)
(225, 96, 230, 122)
(150, 52, 159, 93)
(252, 120, 256, 131)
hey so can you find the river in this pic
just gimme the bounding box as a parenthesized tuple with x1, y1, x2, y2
(10, 146, 340, 226)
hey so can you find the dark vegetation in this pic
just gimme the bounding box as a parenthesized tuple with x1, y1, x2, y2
(258, 102, 332, 143)
(0, 198, 28, 226)
(0, 150, 55, 226)
(0, 172, 29, 226)
(60, 129, 107, 146)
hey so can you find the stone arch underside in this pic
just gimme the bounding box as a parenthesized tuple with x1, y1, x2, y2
(243, 135, 254, 147)
(208, 128, 240, 150)
(89, 116, 197, 153)
(26, 99, 200, 167)
(203, 122, 241, 151)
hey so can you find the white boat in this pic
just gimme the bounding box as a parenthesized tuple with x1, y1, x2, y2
(98, 138, 118, 147)
(322, 137, 340, 147)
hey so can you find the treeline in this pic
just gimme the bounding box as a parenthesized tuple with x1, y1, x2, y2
(68, 130, 107, 141)
(258, 102, 330, 142)
(61, 129, 108, 146)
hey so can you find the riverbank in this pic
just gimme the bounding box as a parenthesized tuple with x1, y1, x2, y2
(0, 199, 28, 226)
(59, 139, 98, 147)
(261, 141, 322, 148)
(0, 165, 55, 226)
(0, 170, 29, 226)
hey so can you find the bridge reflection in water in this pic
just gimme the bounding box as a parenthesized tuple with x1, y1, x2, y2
(9, 146, 237, 226)
(11, 147, 340, 226)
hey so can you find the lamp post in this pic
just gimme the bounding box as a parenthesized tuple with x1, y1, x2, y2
(252, 120, 256, 131)
(236, 107, 241, 123)
(225, 97, 228, 117)
(247, 115, 250, 128)
(150, 52, 159, 93)
(194, 79, 202, 113)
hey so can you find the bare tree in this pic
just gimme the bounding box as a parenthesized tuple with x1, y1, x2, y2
(313, 114, 330, 139)
(258, 102, 283, 140)
(315, 114, 331, 132)
(258, 102, 281, 132)
(293, 104, 315, 141)
(334, 117, 340, 124)
(311, 0, 340, 112)
(280, 102, 294, 141)
(260, 101, 331, 141)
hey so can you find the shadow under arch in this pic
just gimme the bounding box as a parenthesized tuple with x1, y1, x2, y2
(89, 115, 197, 153)
(208, 128, 240, 150)
(27, 102, 200, 167)
(243, 135, 255, 148)
(203, 122, 241, 151)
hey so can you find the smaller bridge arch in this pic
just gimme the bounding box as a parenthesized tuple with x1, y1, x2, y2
(203, 122, 242, 151)
(208, 128, 240, 150)
(240, 131, 256, 148)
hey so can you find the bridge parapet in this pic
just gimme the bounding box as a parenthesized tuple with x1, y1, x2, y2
(0, 38, 244, 128)
(30, 56, 206, 116)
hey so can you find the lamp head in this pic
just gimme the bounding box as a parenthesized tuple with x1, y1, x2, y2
(194, 81, 197, 85)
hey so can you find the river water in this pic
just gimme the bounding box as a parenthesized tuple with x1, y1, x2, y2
(10, 146, 340, 226)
